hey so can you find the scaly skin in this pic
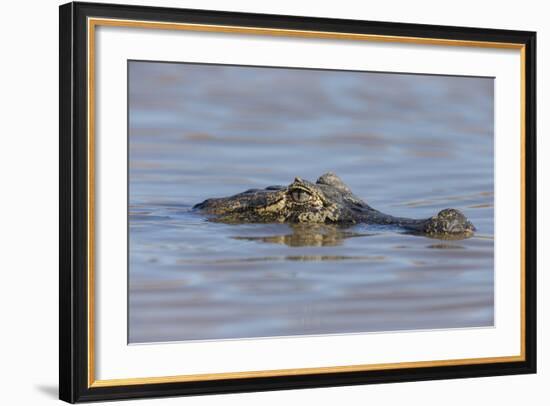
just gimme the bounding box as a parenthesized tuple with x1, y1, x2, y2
(193, 172, 476, 238)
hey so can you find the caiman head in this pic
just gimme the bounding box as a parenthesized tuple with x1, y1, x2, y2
(193, 172, 476, 238)
(193, 172, 364, 224)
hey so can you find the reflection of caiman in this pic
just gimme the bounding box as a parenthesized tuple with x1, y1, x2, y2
(193, 172, 476, 238)
(232, 224, 373, 247)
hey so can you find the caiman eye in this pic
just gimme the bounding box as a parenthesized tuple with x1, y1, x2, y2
(290, 189, 312, 203)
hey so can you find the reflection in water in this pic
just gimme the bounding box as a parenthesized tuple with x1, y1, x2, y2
(231, 223, 476, 248)
(427, 243, 465, 249)
(128, 62, 494, 343)
(232, 224, 373, 247)
(177, 253, 386, 263)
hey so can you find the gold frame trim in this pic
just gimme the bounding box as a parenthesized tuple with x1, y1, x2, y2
(87, 17, 527, 388)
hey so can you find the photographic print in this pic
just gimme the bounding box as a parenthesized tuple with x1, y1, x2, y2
(60, 3, 535, 401)
(128, 61, 494, 344)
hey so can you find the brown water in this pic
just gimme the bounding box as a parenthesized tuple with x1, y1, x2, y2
(128, 61, 494, 343)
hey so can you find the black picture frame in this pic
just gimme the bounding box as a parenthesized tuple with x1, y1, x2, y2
(59, 1, 537, 403)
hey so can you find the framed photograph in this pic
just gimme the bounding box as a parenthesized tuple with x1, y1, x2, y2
(59, 1, 536, 403)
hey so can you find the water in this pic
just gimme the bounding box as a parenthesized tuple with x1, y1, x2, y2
(128, 61, 494, 343)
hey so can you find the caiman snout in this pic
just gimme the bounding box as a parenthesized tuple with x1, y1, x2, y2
(424, 208, 476, 235)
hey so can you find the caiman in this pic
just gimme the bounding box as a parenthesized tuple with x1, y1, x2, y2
(193, 172, 476, 237)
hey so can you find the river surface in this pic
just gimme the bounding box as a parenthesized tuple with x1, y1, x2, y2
(128, 61, 494, 343)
